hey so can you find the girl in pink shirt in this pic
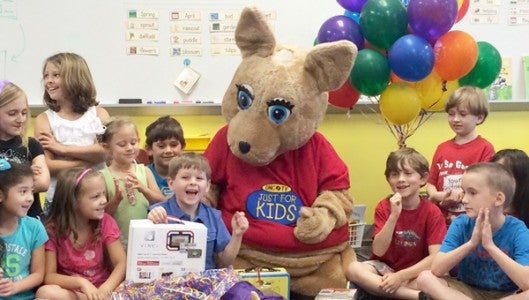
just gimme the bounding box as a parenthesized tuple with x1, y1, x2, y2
(36, 167, 126, 300)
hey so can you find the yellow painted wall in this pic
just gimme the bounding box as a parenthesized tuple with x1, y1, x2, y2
(29, 110, 529, 223)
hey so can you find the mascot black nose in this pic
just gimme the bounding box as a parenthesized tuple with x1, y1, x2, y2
(239, 141, 251, 154)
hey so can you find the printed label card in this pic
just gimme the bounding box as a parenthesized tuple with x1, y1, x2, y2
(174, 67, 200, 94)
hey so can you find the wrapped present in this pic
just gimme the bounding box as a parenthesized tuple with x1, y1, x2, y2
(112, 267, 240, 300)
(236, 267, 290, 300)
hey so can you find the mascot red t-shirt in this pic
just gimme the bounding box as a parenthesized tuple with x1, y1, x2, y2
(204, 125, 350, 252)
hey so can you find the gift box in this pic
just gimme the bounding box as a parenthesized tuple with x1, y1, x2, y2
(236, 267, 290, 300)
(126, 219, 207, 283)
(315, 288, 357, 299)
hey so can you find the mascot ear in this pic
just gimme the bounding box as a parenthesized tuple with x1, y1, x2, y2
(304, 40, 358, 92)
(235, 6, 276, 58)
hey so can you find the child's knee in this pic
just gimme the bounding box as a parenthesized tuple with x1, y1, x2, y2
(416, 270, 435, 290)
(345, 261, 365, 281)
(35, 284, 63, 298)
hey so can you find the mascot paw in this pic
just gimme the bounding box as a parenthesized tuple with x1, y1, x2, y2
(294, 206, 336, 244)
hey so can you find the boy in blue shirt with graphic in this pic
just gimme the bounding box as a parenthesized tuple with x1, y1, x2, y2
(417, 162, 529, 299)
(145, 116, 186, 196)
(147, 152, 248, 269)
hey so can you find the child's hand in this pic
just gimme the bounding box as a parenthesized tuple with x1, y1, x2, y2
(0, 277, 15, 297)
(38, 132, 64, 155)
(104, 178, 124, 215)
(96, 286, 113, 300)
(380, 272, 405, 294)
(148, 206, 168, 224)
(231, 211, 249, 237)
(78, 277, 100, 299)
(31, 164, 42, 176)
(109, 178, 124, 204)
(469, 208, 485, 247)
(126, 172, 145, 191)
(481, 208, 495, 250)
(389, 193, 402, 216)
(439, 188, 463, 208)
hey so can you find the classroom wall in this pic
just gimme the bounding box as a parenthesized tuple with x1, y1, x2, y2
(30, 109, 529, 224)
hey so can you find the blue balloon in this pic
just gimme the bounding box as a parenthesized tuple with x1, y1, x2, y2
(344, 10, 360, 24)
(318, 15, 364, 49)
(388, 34, 434, 82)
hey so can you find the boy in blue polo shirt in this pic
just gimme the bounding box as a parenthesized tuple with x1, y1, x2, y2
(147, 152, 248, 269)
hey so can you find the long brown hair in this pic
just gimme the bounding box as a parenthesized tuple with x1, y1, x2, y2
(42, 53, 99, 113)
(45, 167, 102, 244)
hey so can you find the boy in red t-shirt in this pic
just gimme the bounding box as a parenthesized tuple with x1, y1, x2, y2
(346, 148, 446, 299)
(426, 86, 495, 225)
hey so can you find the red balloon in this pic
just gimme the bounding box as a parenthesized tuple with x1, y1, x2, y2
(455, 0, 470, 23)
(329, 80, 361, 108)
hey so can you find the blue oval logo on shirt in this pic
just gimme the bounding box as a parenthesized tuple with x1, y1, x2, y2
(246, 184, 302, 225)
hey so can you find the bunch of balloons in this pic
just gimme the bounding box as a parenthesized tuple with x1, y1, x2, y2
(320, 0, 501, 130)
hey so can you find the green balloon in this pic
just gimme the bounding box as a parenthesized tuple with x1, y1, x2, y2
(350, 48, 390, 96)
(458, 41, 501, 88)
(360, 0, 408, 50)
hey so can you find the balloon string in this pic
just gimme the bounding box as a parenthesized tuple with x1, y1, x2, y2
(366, 95, 437, 149)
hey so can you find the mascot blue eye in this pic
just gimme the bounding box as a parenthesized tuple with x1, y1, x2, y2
(267, 98, 294, 124)
(236, 84, 254, 110)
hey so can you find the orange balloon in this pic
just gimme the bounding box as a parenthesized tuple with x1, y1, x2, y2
(433, 30, 478, 81)
(390, 71, 414, 85)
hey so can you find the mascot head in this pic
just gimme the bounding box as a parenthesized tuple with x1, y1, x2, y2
(222, 7, 357, 166)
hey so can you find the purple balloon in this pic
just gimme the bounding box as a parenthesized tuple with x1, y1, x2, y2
(337, 0, 368, 13)
(318, 15, 365, 49)
(408, 0, 458, 41)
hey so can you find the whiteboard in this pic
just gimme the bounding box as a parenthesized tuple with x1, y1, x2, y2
(0, 0, 527, 105)
(0, 0, 345, 105)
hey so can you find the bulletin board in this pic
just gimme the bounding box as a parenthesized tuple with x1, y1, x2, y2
(0, 0, 528, 105)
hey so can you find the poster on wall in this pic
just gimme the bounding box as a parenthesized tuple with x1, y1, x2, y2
(486, 57, 512, 101)
(522, 55, 529, 100)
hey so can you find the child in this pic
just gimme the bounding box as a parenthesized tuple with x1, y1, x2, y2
(0, 160, 48, 299)
(426, 86, 495, 225)
(0, 80, 50, 219)
(148, 152, 249, 269)
(417, 162, 529, 299)
(346, 148, 446, 299)
(490, 149, 529, 228)
(34, 52, 109, 212)
(35, 167, 126, 300)
(144, 115, 186, 196)
(98, 117, 165, 246)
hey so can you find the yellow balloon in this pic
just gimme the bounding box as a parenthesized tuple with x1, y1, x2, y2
(380, 83, 421, 125)
(437, 80, 460, 110)
(415, 71, 444, 111)
(414, 71, 460, 111)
